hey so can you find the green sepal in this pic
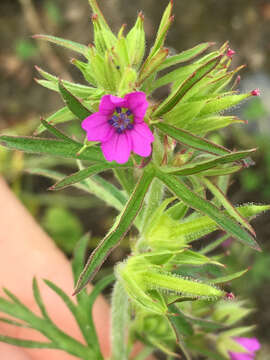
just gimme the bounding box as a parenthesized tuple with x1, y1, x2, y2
(190, 115, 243, 135)
(126, 12, 145, 68)
(138, 47, 169, 85)
(92, 14, 116, 54)
(71, 58, 97, 86)
(199, 93, 252, 118)
(118, 66, 137, 97)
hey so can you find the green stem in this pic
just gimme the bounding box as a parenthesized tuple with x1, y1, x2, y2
(113, 168, 134, 195)
(111, 280, 129, 360)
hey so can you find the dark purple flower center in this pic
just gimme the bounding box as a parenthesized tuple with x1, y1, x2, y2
(108, 107, 134, 134)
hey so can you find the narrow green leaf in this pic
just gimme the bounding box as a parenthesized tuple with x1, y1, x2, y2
(43, 280, 77, 320)
(162, 149, 256, 176)
(153, 55, 222, 117)
(156, 170, 261, 250)
(87, 273, 115, 309)
(0, 336, 55, 349)
(58, 81, 91, 120)
(152, 64, 200, 91)
(0, 136, 104, 162)
(158, 42, 214, 71)
(201, 165, 242, 176)
(40, 119, 73, 142)
(202, 177, 255, 235)
(35, 107, 75, 135)
(33, 34, 89, 57)
(27, 168, 127, 213)
(51, 162, 129, 191)
(74, 167, 155, 294)
(156, 122, 230, 156)
(32, 278, 51, 321)
(210, 269, 249, 284)
(35, 66, 99, 98)
(0, 317, 30, 328)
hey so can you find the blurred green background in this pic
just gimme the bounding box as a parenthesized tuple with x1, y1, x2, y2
(1, 0, 270, 356)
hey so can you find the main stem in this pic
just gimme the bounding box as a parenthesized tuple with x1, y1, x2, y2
(111, 280, 129, 360)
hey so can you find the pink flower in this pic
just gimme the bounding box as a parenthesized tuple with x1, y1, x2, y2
(251, 88, 260, 96)
(227, 48, 236, 58)
(81, 92, 154, 164)
(229, 337, 260, 360)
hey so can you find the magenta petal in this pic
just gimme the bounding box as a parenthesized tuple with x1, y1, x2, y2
(99, 94, 126, 115)
(125, 92, 148, 122)
(82, 113, 107, 130)
(234, 338, 261, 353)
(82, 113, 113, 141)
(101, 132, 132, 164)
(130, 123, 154, 157)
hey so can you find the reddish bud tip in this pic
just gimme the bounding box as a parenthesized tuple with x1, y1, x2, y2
(92, 13, 98, 21)
(225, 292, 235, 300)
(226, 48, 236, 58)
(138, 11, 144, 20)
(251, 88, 260, 96)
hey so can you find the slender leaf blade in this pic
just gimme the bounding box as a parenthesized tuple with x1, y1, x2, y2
(51, 163, 129, 190)
(0, 135, 105, 162)
(159, 42, 214, 71)
(74, 167, 155, 294)
(156, 170, 261, 250)
(156, 122, 230, 156)
(58, 81, 92, 121)
(33, 34, 89, 56)
(162, 149, 256, 176)
(210, 269, 249, 284)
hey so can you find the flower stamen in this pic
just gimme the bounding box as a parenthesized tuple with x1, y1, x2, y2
(108, 107, 134, 134)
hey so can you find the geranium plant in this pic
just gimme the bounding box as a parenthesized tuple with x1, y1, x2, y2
(0, 0, 267, 359)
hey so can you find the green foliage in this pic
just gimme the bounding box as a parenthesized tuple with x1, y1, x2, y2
(0, 1, 266, 359)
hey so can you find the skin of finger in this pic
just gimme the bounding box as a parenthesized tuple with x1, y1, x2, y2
(0, 339, 33, 360)
(0, 177, 111, 360)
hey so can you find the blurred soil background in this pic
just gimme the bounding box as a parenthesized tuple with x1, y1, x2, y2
(1, 0, 270, 356)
